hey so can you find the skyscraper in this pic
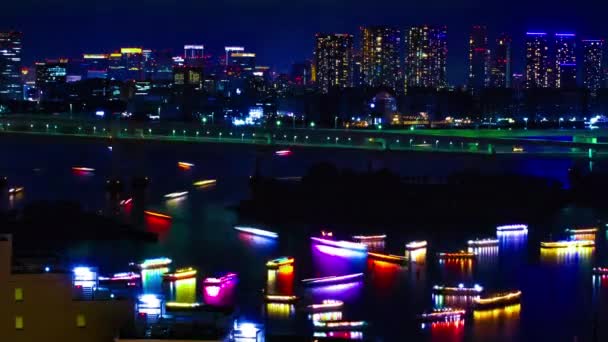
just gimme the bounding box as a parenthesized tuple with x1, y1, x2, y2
(490, 34, 512, 88)
(406, 25, 448, 89)
(361, 26, 401, 90)
(582, 39, 604, 95)
(468, 25, 490, 90)
(314, 33, 353, 93)
(554, 33, 577, 88)
(0, 31, 23, 101)
(184, 45, 204, 67)
(525, 32, 550, 88)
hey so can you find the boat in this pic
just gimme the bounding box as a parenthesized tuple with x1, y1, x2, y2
(312, 320, 368, 330)
(193, 179, 217, 187)
(467, 238, 499, 247)
(98, 272, 140, 287)
(178, 162, 194, 169)
(8, 187, 24, 195)
(310, 237, 367, 252)
(540, 240, 595, 249)
(302, 273, 364, 286)
(165, 302, 203, 311)
(72, 166, 95, 172)
(203, 272, 238, 286)
(275, 150, 292, 156)
(593, 267, 608, 275)
(496, 224, 528, 232)
(437, 251, 475, 260)
(144, 210, 172, 220)
(368, 252, 407, 265)
(405, 240, 428, 250)
(474, 291, 521, 309)
(119, 198, 133, 206)
(418, 308, 466, 322)
(266, 257, 294, 269)
(432, 283, 483, 295)
(264, 295, 298, 303)
(566, 227, 599, 234)
(307, 299, 344, 311)
(164, 191, 188, 199)
(136, 257, 172, 270)
(234, 226, 278, 239)
(512, 146, 525, 153)
(163, 267, 197, 281)
(352, 235, 386, 242)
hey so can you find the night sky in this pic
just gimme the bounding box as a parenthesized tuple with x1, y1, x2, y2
(2, 0, 605, 84)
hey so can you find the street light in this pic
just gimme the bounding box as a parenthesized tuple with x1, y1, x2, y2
(523, 117, 528, 130)
(334, 116, 338, 129)
(310, 122, 316, 128)
(559, 117, 564, 129)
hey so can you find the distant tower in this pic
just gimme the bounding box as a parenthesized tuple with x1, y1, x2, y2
(406, 25, 448, 89)
(0, 31, 23, 100)
(582, 39, 604, 96)
(525, 32, 550, 88)
(490, 33, 512, 88)
(184, 45, 204, 67)
(554, 33, 577, 88)
(361, 26, 402, 91)
(314, 33, 353, 93)
(468, 25, 490, 91)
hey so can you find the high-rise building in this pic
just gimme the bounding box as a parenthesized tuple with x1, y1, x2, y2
(82, 54, 109, 79)
(290, 61, 312, 86)
(361, 26, 401, 90)
(314, 33, 353, 93)
(35, 59, 68, 87)
(468, 25, 490, 90)
(525, 32, 550, 88)
(406, 25, 448, 89)
(490, 34, 512, 88)
(0, 31, 23, 101)
(224, 46, 244, 66)
(582, 39, 604, 95)
(184, 45, 204, 67)
(554, 33, 577, 88)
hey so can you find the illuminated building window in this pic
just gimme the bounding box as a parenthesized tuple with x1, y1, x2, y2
(15, 316, 23, 330)
(76, 314, 86, 328)
(14, 288, 23, 302)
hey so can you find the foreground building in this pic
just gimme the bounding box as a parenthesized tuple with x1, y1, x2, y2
(0, 234, 133, 342)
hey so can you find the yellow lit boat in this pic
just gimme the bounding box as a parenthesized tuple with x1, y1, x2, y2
(405, 240, 428, 250)
(368, 252, 407, 265)
(264, 295, 298, 303)
(178, 162, 194, 169)
(144, 210, 172, 220)
(8, 186, 24, 195)
(352, 235, 386, 242)
(474, 290, 521, 308)
(165, 302, 202, 311)
(540, 240, 594, 249)
(163, 267, 197, 281)
(266, 257, 294, 269)
(565, 227, 598, 234)
(437, 251, 475, 260)
(193, 179, 217, 187)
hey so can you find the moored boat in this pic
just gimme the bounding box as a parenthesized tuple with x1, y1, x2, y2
(437, 251, 475, 260)
(540, 240, 594, 249)
(474, 290, 521, 309)
(418, 308, 466, 322)
(432, 283, 483, 295)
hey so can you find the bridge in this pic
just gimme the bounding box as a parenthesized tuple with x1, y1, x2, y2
(0, 114, 607, 158)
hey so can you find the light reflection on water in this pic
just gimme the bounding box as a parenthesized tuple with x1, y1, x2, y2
(265, 303, 295, 320)
(472, 304, 521, 341)
(169, 277, 197, 303)
(540, 247, 594, 264)
(141, 268, 168, 294)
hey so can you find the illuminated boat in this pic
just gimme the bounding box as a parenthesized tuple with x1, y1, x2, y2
(474, 290, 521, 309)
(98, 272, 141, 287)
(418, 308, 466, 322)
(203, 272, 238, 286)
(312, 320, 368, 330)
(352, 235, 386, 242)
(432, 283, 483, 295)
(311, 237, 367, 252)
(8, 187, 24, 195)
(72, 166, 95, 173)
(307, 299, 344, 311)
(264, 294, 298, 303)
(467, 238, 499, 247)
(405, 240, 428, 250)
(321, 231, 333, 237)
(178, 162, 194, 169)
(566, 227, 598, 234)
(136, 257, 172, 270)
(496, 224, 528, 232)
(437, 251, 475, 260)
(144, 210, 172, 220)
(275, 149, 292, 156)
(193, 179, 217, 187)
(164, 191, 188, 199)
(368, 252, 407, 265)
(266, 257, 294, 269)
(234, 226, 278, 239)
(540, 240, 595, 249)
(119, 198, 133, 206)
(302, 273, 364, 286)
(165, 302, 203, 311)
(593, 267, 608, 275)
(163, 267, 197, 281)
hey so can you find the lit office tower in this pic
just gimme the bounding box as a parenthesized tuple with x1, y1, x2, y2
(525, 32, 550, 88)
(224, 46, 244, 66)
(184, 45, 204, 67)
(554, 33, 577, 88)
(490, 34, 512, 88)
(406, 25, 448, 89)
(361, 26, 401, 90)
(582, 39, 604, 95)
(0, 31, 23, 100)
(468, 25, 490, 90)
(314, 33, 353, 93)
